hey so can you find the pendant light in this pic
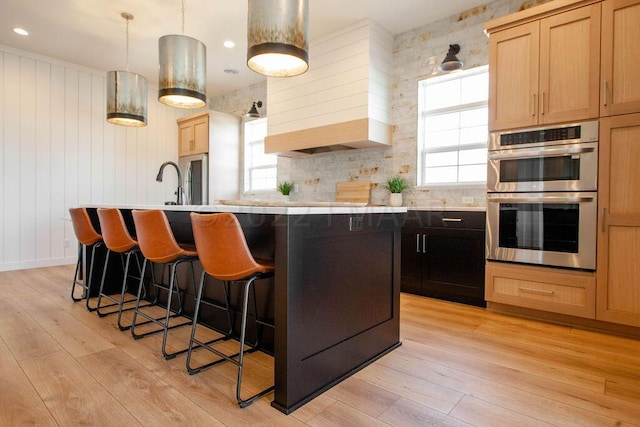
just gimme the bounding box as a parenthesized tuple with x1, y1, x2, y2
(106, 13, 148, 127)
(438, 44, 463, 72)
(247, 0, 309, 77)
(158, 0, 207, 108)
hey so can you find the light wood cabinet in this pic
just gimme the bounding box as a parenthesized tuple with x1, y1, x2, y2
(487, 3, 601, 131)
(486, 262, 596, 318)
(596, 113, 640, 327)
(600, 0, 640, 116)
(178, 112, 209, 156)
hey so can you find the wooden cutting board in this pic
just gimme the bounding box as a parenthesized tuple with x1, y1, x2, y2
(336, 181, 372, 204)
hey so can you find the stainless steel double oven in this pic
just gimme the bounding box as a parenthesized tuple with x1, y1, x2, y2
(486, 121, 599, 270)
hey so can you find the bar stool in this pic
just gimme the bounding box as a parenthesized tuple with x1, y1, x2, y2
(130, 209, 198, 359)
(95, 208, 147, 330)
(187, 212, 275, 408)
(68, 207, 104, 311)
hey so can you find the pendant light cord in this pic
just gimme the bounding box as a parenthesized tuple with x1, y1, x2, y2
(181, 0, 185, 34)
(125, 16, 130, 72)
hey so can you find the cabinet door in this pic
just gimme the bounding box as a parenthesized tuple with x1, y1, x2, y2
(178, 114, 209, 156)
(400, 227, 425, 293)
(178, 121, 194, 156)
(601, 0, 640, 116)
(597, 113, 640, 327)
(488, 21, 539, 131)
(192, 115, 209, 154)
(539, 4, 601, 124)
(423, 228, 485, 305)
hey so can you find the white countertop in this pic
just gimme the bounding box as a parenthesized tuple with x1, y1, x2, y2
(406, 206, 486, 212)
(83, 202, 407, 215)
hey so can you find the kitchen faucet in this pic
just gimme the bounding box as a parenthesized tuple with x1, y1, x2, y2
(156, 161, 184, 205)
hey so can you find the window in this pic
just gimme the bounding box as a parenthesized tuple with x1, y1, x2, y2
(243, 118, 277, 192)
(417, 65, 488, 186)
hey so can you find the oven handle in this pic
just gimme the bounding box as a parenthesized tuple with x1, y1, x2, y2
(487, 195, 596, 203)
(488, 145, 595, 160)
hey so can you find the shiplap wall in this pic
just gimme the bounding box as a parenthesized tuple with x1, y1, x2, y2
(0, 45, 186, 272)
(267, 20, 392, 136)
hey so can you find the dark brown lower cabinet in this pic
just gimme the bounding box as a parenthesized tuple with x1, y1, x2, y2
(401, 210, 486, 307)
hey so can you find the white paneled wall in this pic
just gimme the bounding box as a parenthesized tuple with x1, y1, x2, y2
(0, 45, 186, 272)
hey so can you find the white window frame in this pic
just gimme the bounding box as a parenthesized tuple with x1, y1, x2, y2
(417, 65, 488, 187)
(243, 117, 277, 192)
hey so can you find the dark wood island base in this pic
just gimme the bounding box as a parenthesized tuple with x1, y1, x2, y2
(83, 204, 405, 414)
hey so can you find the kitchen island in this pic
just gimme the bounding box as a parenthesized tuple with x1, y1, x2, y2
(83, 202, 405, 414)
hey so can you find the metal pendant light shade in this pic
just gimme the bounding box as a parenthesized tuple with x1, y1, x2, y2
(107, 71, 148, 126)
(247, 0, 309, 77)
(158, 34, 207, 108)
(106, 12, 148, 127)
(438, 44, 463, 72)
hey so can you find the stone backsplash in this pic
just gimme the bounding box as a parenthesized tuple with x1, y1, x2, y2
(210, 0, 552, 208)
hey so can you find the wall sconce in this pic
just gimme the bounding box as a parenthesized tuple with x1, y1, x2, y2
(247, 0, 309, 77)
(106, 12, 148, 127)
(246, 101, 263, 118)
(158, 0, 207, 108)
(438, 44, 463, 72)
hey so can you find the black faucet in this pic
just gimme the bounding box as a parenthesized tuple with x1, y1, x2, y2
(156, 161, 184, 205)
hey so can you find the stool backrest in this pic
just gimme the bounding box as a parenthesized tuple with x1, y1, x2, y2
(97, 208, 137, 253)
(190, 212, 266, 281)
(69, 207, 102, 246)
(132, 209, 184, 263)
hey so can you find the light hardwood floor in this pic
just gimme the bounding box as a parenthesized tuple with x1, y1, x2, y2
(1, 265, 640, 426)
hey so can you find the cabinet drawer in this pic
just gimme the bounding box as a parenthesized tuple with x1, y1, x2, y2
(486, 262, 595, 318)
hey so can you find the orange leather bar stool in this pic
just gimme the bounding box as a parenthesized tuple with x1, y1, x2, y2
(131, 209, 198, 359)
(69, 207, 104, 311)
(96, 208, 148, 330)
(187, 212, 275, 408)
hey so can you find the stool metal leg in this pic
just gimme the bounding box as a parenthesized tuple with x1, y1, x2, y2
(84, 242, 103, 312)
(236, 277, 274, 408)
(71, 242, 85, 302)
(95, 248, 146, 329)
(95, 249, 120, 315)
(161, 261, 192, 360)
(186, 272, 235, 375)
(71, 241, 102, 310)
(129, 258, 194, 359)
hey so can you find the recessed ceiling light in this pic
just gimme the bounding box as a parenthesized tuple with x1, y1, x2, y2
(13, 27, 29, 36)
(223, 40, 235, 48)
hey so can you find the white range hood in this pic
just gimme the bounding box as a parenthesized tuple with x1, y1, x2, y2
(265, 20, 393, 157)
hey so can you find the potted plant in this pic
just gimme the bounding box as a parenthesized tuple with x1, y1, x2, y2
(385, 176, 410, 207)
(277, 181, 294, 201)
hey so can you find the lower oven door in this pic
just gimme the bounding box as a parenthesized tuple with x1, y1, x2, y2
(486, 192, 597, 270)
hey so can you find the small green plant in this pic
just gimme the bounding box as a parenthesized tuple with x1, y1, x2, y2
(385, 176, 410, 193)
(277, 181, 295, 196)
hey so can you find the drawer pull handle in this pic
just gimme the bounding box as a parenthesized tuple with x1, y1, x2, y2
(423, 234, 427, 254)
(442, 218, 462, 222)
(519, 287, 554, 295)
(416, 234, 421, 253)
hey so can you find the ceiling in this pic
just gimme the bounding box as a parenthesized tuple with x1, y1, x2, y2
(0, 0, 487, 98)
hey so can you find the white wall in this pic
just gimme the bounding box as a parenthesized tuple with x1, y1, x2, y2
(0, 45, 186, 272)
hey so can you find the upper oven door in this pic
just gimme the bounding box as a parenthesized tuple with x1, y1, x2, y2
(487, 142, 598, 192)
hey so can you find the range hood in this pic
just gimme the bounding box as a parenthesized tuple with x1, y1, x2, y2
(265, 20, 392, 157)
